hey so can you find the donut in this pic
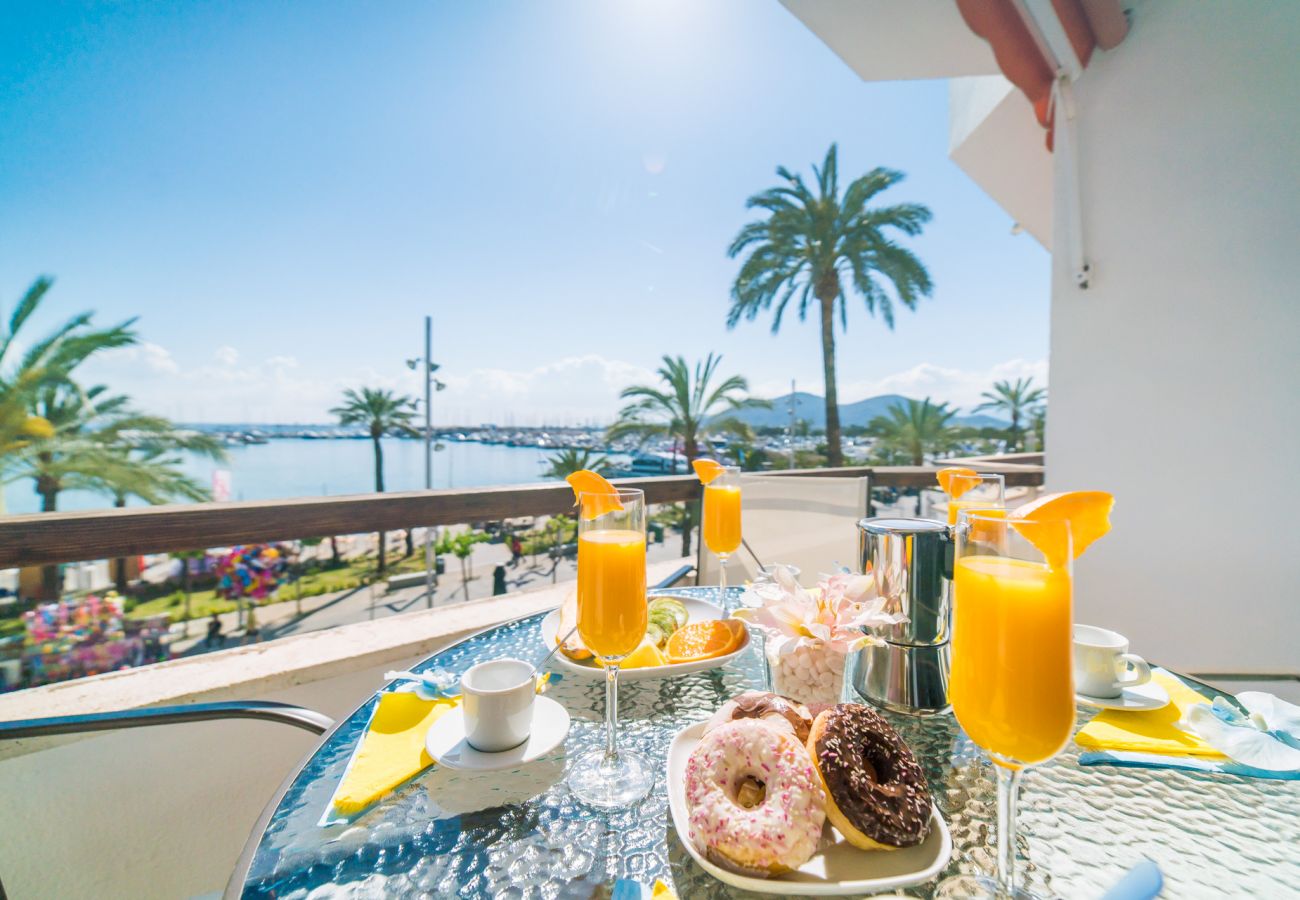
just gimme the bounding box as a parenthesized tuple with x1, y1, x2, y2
(705, 691, 815, 743)
(806, 704, 932, 851)
(684, 719, 826, 876)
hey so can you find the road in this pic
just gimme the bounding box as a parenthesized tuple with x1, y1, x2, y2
(172, 533, 689, 655)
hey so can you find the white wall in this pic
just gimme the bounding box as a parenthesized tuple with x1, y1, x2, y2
(1048, 1, 1300, 672)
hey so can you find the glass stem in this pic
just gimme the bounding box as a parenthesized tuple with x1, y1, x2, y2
(604, 662, 620, 762)
(995, 762, 1022, 896)
(718, 554, 728, 610)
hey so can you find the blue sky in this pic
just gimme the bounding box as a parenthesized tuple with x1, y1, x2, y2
(0, 0, 1049, 425)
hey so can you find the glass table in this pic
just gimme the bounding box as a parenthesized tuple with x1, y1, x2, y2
(228, 588, 1299, 898)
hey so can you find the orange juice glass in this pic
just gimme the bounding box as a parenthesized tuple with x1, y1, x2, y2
(942, 472, 1005, 525)
(568, 487, 653, 809)
(577, 529, 647, 657)
(702, 466, 742, 607)
(947, 511, 1073, 899)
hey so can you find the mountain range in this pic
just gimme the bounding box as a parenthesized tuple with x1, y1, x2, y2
(733, 392, 1009, 430)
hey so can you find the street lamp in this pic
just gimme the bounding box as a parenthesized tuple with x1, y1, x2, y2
(405, 316, 446, 608)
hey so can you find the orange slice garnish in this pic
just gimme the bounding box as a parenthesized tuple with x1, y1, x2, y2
(937, 466, 980, 498)
(691, 458, 726, 484)
(665, 620, 737, 664)
(564, 469, 623, 520)
(1010, 491, 1115, 567)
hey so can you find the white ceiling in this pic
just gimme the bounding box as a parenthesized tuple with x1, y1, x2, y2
(779, 0, 1001, 81)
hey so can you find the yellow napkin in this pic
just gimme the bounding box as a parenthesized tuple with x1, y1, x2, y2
(1075, 671, 1227, 759)
(331, 692, 459, 817)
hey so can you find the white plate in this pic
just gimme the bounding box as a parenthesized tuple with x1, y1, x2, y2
(424, 695, 570, 771)
(538, 594, 749, 681)
(1076, 680, 1171, 711)
(666, 721, 952, 895)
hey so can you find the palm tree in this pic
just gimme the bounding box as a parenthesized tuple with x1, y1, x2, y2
(543, 447, 613, 480)
(330, 387, 417, 574)
(974, 377, 1047, 451)
(866, 398, 959, 466)
(727, 144, 933, 466)
(607, 354, 768, 556)
(0, 277, 136, 509)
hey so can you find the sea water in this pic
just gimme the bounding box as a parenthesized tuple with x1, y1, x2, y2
(2, 439, 614, 514)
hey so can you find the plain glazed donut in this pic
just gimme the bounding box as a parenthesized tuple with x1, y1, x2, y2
(705, 691, 815, 743)
(806, 704, 932, 850)
(684, 719, 826, 876)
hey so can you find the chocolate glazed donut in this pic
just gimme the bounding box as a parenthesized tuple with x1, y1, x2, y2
(707, 691, 814, 743)
(806, 704, 932, 850)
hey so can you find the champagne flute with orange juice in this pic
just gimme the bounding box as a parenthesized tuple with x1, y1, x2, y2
(943, 491, 1114, 899)
(694, 459, 742, 610)
(564, 471, 653, 808)
(937, 466, 1006, 526)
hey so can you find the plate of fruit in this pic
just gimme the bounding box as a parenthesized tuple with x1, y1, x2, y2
(539, 589, 749, 681)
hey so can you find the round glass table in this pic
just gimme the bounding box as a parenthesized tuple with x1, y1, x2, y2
(228, 588, 1299, 898)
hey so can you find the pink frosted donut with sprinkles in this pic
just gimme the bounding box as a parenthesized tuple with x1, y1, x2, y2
(683, 718, 826, 876)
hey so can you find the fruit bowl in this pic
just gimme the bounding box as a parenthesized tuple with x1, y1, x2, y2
(538, 591, 750, 681)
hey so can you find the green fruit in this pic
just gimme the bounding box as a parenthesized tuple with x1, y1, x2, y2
(649, 609, 679, 636)
(646, 623, 667, 648)
(649, 597, 689, 629)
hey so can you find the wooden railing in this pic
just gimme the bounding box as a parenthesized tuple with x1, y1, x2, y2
(0, 464, 1043, 568)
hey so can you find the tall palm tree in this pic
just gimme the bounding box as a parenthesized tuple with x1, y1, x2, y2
(866, 398, 959, 467)
(331, 387, 417, 574)
(974, 377, 1047, 451)
(543, 447, 613, 480)
(728, 144, 933, 466)
(607, 354, 768, 556)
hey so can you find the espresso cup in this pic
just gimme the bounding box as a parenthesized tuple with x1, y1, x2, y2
(1072, 625, 1151, 698)
(460, 658, 536, 752)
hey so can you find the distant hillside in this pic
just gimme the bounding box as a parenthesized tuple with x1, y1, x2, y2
(734, 392, 1009, 430)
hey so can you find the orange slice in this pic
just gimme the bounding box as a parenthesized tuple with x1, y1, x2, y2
(722, 618, 747, 654)
(665, 620, 737, 664)
(565, 469, 623, 520)
(1011, 491, 1115, 567)
(691, 458, 726, 484)
(937, 466, 980, 498)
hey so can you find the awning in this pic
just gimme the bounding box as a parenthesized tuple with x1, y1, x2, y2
(955, 0, 1128, 150)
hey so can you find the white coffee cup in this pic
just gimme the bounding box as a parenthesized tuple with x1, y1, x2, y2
(460, 658, 536, 752)
(1072, 625, 1151, 698)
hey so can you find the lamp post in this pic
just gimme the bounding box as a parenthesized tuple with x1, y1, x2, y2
(406, 316, 446, 608)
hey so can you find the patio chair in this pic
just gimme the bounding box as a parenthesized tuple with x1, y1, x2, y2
(696, 474, 871, 585)
(0, 701, 333, 900)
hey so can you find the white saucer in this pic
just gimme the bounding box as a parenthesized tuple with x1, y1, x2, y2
(424, 695, 570, 771)
(1076, 680, 1170, 711)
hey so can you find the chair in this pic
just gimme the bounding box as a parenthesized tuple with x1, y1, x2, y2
(696, 474, 870, 585)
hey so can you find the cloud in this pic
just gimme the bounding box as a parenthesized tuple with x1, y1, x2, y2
(214, 345, 240, 366)
(437, 355, 658, 425)
(74, 341, 1045, 425)
(76, 346, 658, 425)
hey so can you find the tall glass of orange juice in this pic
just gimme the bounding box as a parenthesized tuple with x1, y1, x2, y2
(942, 472, 1005, 525)
(946, 510, 1073, 899)
(702, 466, 742, 606)
(568, 487, 653, 808)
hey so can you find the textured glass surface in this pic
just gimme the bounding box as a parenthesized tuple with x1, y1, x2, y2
(239, 588, 1300, 899)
